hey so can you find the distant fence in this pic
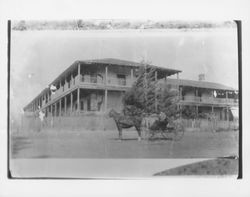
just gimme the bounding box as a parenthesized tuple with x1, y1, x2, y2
(15, 114, 239, 133)
(45, 115, 116, 131)
(16, 114, 116, 132)
(181, 119, 239, 131)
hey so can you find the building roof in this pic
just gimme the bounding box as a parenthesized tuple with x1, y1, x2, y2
(82, 58, 181, 77)
(51, 58, 181, 85)
(165, 78, 236, 91)
(81, 58, 144, 67)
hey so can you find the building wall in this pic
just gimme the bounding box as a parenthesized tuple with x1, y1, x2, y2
(107, 91, 124, 112)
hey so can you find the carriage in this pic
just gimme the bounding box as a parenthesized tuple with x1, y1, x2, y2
(109, 109, 185, 141)
(143, 113, 184, 141)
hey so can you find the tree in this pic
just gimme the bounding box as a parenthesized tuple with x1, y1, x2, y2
(123, 62, 156, 115)
(123, 62, 180, 119)
(182, 106, 197, 119)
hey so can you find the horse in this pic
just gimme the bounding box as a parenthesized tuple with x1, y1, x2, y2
(109, 109, 143, 141)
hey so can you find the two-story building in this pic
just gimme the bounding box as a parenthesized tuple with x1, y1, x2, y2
(160, 78, 238, 121)
(23, 58, 238, 124)
(23, 58, 181, 117)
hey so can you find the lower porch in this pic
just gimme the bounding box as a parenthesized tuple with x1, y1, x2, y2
(44, 88, 125, 117)
(180, 104, 235, 121)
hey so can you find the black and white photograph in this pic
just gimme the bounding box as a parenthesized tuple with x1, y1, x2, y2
(8, 19, 240, 178)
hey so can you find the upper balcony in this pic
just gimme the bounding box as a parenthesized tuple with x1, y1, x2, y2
(180, 95, 238, 107)
(48, 74, 135, 104)
(78, 75, 135, 90)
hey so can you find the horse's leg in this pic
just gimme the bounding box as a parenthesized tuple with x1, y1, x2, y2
(117, 124, 123, 141)
(135, 125, 142, 141)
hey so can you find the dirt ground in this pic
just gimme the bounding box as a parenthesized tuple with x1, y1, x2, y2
(10, 128, 239, 159)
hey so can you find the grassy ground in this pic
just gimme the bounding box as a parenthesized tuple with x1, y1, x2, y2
(10, 128, 239, 159)
(154, 157, 238, 176)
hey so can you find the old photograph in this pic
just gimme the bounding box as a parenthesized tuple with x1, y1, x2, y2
(9, 20, 240, 178)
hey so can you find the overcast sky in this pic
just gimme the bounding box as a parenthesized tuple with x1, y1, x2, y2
(10, 27, 238, 117)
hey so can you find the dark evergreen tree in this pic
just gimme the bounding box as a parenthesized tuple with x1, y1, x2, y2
(123, 62, 180, 119)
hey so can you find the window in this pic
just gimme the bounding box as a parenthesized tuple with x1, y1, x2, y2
(117, 74, 126, 86)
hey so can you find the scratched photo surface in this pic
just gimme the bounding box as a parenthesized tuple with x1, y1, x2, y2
(9, 20, 239, 178)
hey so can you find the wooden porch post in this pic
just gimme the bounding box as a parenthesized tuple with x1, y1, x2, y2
(70, 92, 73, 114)
(104, 90, 108, 112)
(55, 102, 57, 116)
(77, 88, 80, 113)
(226, 91, 228, 102)
(226, 107, 229, 121)
(59, 99, 62, 116)
(78, 62, 81, 83)
(195, 88, 199, 102)
(64, 96, 67, 116)
(131, 68, 134, 84)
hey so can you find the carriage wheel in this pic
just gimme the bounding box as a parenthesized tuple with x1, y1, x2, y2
(160, 130, 172, 140)
(172, 122, 184, 141)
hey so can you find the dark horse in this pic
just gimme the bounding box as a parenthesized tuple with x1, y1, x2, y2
(109, 109, 142, 141)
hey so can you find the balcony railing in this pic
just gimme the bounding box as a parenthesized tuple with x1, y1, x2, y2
(80, 75, 104, 84)
(79, 75, 134, 87)
(107, 77, 133, 87)
(180, 96, 238, 105)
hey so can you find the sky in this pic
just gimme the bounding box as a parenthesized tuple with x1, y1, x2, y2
(10, 27, 238, 118)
